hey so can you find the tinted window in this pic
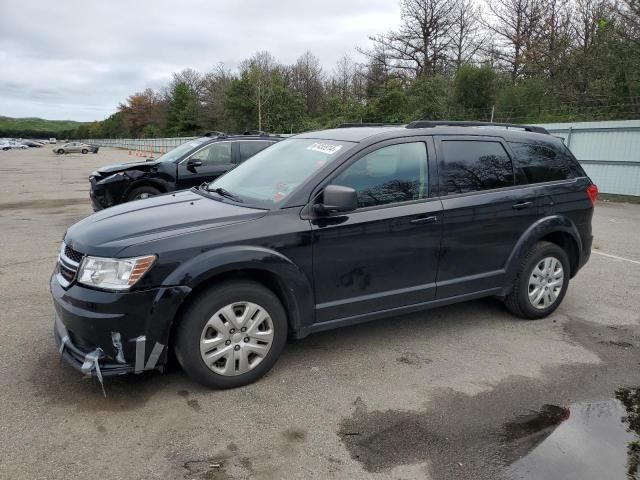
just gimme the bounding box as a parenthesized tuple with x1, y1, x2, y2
(440, 141, 514, 194)
(333, 142, 428, 208)
(239, 141, 274, 162)
(190, 142, 232, 165)
(509, 142, 584, 183)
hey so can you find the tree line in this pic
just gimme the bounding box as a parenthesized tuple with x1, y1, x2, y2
(73, 0, 639, 139)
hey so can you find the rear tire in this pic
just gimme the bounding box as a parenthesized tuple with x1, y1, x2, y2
(81, 149, 88, 154)
(175, 280, 288, 389)
(504, 241, 570, 320)
(126, 185, 161, 202)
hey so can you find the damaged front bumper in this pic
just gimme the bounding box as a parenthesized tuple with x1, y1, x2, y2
(54, 313, 135, 377)
(51, 273, 191, 381)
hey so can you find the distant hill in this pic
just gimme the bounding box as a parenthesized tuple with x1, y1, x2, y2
(0, 116, 85, 138)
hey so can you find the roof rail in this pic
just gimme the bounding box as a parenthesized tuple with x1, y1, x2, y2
(243, 130, 268, 136)
(336, 122, 403, 128)
(405, 120, 549, 135)
(203, 131, 226, 137)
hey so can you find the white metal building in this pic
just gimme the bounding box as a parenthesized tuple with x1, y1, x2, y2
(537, 120, 640, 196)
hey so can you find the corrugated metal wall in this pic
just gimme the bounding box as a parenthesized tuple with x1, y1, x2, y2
(536, 120, 640, 196)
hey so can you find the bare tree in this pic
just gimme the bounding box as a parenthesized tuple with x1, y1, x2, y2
(287, 51, 325, 115)
(616, 0, 640, 46)
(329, 55, 360, 101)
(573, 0, 611, 50)
(363, 0, 460, 77)
(239, 51, 278, 131)
(170, 68, 204, 96)
(449, 0, 486, 69)
(527, 0, 574, 78)
(200, 63, 233, 130)
(485, 0, 545, 80)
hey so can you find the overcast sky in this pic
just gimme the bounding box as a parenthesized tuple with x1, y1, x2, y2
(0, 0, 401, 122)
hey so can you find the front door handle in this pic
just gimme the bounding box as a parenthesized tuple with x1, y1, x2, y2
(411, 215, 439, 224)
(512, 201, 533, 210)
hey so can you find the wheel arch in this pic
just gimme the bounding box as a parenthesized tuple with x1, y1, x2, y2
(163, 246, 314, 353)
(505, 215, 583, 286)
(123, 177, 170, 200)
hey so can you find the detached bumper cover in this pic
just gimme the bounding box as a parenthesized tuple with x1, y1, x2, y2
(54, 313, 133, 377)
(51, 274, 191, 379)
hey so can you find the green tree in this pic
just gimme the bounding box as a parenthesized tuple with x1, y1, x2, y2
(165, 82, 200, 136)
(452, 65, 497, 119)
(407, 74, 451, 120)
(365, 79, 411, 123)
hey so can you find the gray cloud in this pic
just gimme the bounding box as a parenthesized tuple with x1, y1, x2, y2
(0, 0, 400, 121)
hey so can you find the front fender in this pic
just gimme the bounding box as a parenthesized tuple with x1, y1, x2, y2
(505, 215, 583, 285)
(162, 246, 314, 336)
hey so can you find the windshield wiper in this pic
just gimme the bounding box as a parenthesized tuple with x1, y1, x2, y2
(207, 186, 243, 203)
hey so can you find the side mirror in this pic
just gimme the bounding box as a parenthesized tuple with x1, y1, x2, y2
(313, 185, 358, 215)
(187, 159, 203, 169)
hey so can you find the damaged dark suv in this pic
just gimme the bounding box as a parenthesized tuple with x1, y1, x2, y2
(89, 133, 280, 210)
(51, 121, 597, 389)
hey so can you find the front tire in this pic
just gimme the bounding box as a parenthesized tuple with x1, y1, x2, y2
(504, 241, 570, 319)
(175, 281, 288, 389)
(126, 185, 161, 202)
(56, 149, 64, 154)
(81, 149, 88, 154)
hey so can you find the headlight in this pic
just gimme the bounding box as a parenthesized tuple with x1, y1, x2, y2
(77, 255, 156, 290)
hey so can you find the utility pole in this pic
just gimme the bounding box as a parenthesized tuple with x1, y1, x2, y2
(257, 82, 262, 131)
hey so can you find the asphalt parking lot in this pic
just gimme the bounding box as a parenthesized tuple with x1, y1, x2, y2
(1, 146, 639, 480)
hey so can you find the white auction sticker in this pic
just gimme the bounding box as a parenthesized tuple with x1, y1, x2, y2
(306, 143, 343, 155)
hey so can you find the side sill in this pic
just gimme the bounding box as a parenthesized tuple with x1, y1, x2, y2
(308, 287, 502, 334)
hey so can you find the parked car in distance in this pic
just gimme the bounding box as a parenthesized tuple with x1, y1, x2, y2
(51, 121, 597, 389)
(54, 142, 93, 155)
(1, 142, 28, 150)
(21, 140, 44, 148)
(88, 132, 281, 210)
(49, 138, 57, 144)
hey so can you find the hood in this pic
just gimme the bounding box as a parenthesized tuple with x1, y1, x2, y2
(65, 189, 267, 256)
(97, 160, 160, 175)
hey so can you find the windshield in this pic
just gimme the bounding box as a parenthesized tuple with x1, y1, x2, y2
(207, 138, 354, 207)
(155, 138, 208, 163)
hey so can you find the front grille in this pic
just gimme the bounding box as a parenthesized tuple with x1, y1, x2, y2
(64, 245, 83, 263)
(59, 262, 76, 283)
(57, 243, 83, 287)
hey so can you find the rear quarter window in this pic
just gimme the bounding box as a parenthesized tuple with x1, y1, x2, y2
(509, 142, 585, 183)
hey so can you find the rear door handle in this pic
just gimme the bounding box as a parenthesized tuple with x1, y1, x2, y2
(512, 201, 533, 210)
(411, 215, 439, 224)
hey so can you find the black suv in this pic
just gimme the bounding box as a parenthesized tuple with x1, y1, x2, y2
(51, 121, 597, 389)
(89, 133, 281, 210)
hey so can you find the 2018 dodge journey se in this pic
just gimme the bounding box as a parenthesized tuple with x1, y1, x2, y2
(51, 121, 597, 389)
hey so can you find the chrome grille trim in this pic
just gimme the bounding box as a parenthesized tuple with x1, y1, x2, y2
(57, 243, 83, 288)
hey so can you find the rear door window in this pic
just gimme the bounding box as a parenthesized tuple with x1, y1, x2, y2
(238, 141, 275, 163)
(509, 142, 585, 183)
(439, 140, 514, 194)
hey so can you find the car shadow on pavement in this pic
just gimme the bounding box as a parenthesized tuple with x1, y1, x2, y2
(30, 297, 510, 407)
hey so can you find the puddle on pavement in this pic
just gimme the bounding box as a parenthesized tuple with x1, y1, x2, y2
(339, 387, 640, 479)
(506, 387, 640, 480)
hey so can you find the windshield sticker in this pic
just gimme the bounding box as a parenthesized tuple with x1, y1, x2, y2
(306, 143, 343, 155)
